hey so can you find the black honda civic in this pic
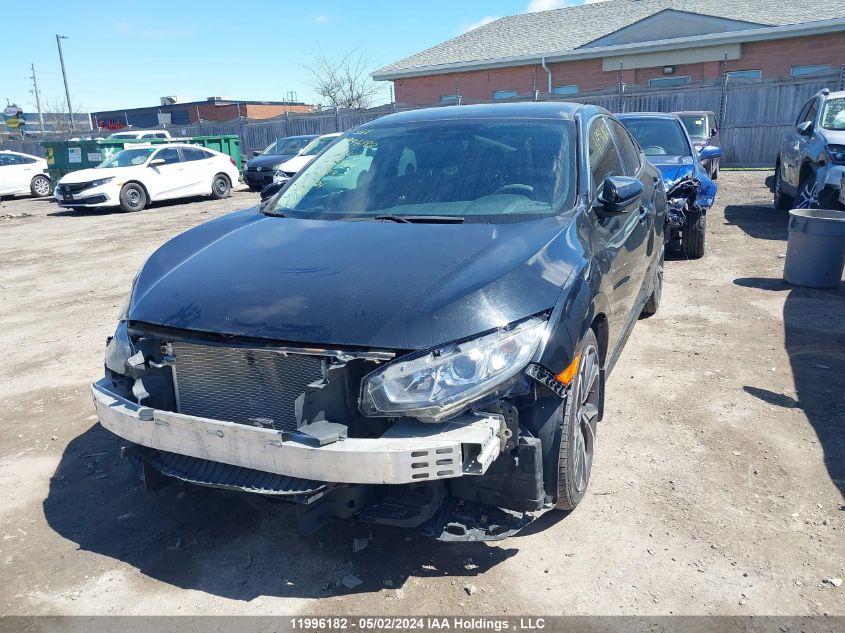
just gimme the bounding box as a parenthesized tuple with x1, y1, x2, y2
(94, 103, 665, 540)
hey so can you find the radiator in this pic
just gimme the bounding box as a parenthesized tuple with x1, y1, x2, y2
(171, 341, 324, 431)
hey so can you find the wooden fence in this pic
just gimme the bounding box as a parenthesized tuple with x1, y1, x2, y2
(3, 69, 842, 167)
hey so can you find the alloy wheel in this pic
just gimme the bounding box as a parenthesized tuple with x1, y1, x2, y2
(795, 179, 818, 209)
(572, 343, 600, 493)
(33, 177, 50, 197)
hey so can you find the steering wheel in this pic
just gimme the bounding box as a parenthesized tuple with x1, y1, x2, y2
(493, 184, 534, 195)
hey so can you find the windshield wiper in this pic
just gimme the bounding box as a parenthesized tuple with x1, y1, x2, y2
(261, 206, 293, 218)
(373, 214, 465, 224)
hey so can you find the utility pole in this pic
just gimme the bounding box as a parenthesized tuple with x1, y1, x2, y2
(55, 34, 75, 131)
(29, 63, 45, 136)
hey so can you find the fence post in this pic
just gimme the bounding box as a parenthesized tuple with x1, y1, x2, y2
(335, 106, 340, 132)
(839, 64, 845, 91)
(617, 63, 625, 113)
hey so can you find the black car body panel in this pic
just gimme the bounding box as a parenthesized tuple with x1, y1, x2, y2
(130, 211, 581, 352)
(97, 102, 665, 539)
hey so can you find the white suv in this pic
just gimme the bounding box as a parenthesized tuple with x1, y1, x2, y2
(0, 150, 51, 198)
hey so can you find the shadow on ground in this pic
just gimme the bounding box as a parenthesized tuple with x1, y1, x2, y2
(43, 424, 518, 601)
(735, 277, 845, 497)
(723, 203, 789, 241)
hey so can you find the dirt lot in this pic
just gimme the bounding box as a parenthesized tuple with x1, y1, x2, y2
(0, 172, 842, 617)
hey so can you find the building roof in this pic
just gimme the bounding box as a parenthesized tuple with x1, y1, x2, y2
(375, 0, 844, 79)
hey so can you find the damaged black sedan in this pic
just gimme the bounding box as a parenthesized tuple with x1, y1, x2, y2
(93, 103, 665, 540)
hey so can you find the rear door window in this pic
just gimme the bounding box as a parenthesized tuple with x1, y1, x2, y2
(182, 148, 213, 161)
(608, 119, 641, 177)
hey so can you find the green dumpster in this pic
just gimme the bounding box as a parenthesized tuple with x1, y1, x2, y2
(42, 135, 241, 182)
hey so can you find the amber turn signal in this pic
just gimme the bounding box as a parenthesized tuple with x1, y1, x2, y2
(555, 353, 581, 385)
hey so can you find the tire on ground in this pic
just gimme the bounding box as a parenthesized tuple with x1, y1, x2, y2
(682, 208, 706, 259)
(118, 182, 147, 213)
(211, 174, 231, 200)
(30, 175, 52, 198)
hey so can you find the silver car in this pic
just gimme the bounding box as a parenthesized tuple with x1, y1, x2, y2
(774, 88, 845, 209)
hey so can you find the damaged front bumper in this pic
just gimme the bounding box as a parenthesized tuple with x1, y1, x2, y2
(92, 380, 505, 486)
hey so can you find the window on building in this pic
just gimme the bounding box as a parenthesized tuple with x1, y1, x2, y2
(727, 70, 762, 79)
(553, 84, 579, 95)
(439, 95, 460, 105)
(791, 64, 831, 77)
(648, 76, 691, 88)
(493, 89, 518, 100)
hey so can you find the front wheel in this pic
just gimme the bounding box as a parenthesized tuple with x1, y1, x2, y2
(555, 328, 601, 511)
(641, 245, 664, 317)
(211, 174, 231, 199)
(682, 208, 706, 259)
(795, 172, 818, 209)
(30, 175, 52, 197)
(118, 183, 147, 212)
(773, 163, 793, 210)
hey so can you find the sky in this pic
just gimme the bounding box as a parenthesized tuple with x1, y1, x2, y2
(0, 0, 597, 114)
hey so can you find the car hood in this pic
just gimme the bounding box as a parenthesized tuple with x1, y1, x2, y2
(279, 155, 314, 173)
(129, 210, 580, 350)
(246, 154, 296, 170)
(58, 167, 135, 184)
(821, 128, 845, 144)
(647, 156, 696, 188)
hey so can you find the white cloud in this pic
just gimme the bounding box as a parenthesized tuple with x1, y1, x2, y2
(459, 15, 500, 34)
(525, 0, 572, 12)
(312, 14, 330, 24)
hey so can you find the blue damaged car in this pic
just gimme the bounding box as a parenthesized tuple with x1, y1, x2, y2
(619, 112, 720, 259)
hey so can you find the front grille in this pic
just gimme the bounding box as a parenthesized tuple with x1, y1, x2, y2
(171, 342, 324, 431)
(57, 182, 92, 194)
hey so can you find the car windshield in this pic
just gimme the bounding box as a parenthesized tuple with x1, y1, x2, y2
(272, 119, 576, 223)
(97, 147, 156, 168)
(300, 135, 338, 156)
(820, 97, 845, 130)
(622, 118, 691, 157)
(678, 114, 708, 140)
(263, 137, 310, 155)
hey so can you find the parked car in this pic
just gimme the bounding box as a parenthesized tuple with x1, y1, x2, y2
(0, 150, 52, 198)
(275, 132, 342, 179)
(92, 103, 665, 539)
(676, 111, 721, 179)
(107, 130, 172, 140)
(618, 112, 719, 258)
(243, 135, 317, 191)
(775, 88, 845, 210)
(54, 144, 239, 212)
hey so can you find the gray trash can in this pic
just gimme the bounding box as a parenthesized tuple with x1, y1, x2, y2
(783, 208, 845, 289)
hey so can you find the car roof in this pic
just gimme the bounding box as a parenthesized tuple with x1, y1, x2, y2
(0, 149, 42, 159)
(674, 111, 715, 116)
(822, 90, 845, 99)
(617, 112, 682, 120)
(362, 102, 598, 127)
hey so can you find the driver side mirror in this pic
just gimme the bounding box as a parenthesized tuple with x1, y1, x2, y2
(595, 176, 643, 216)
(796, 121, 813, 136)
(699, 145, 722, 160)
(148, 158, 166, 167)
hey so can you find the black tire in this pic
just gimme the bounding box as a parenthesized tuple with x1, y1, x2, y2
(30, 175, 52, 198)
(681, 207, 706, 259)
(118, 183, 147, 213)
(773, 162, 793, 210)
(555, 328, 601, 511)
(211, 174, 231, 199)
(794, 172, 818, 209)
(711, 166, 719, 180)
(641, 245, 664, 317)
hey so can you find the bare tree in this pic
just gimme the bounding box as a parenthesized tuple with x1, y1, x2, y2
(304, 48, 381, 110)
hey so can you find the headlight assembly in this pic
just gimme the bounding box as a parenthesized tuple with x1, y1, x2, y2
(88, 177, 115, 188)
(360, 317, 547, 422)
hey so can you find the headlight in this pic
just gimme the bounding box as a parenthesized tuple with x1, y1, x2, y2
(104, 320, 135, 375)
(89, 177, 115, 188)
(827, 145, 845, 165)
(360, 317, 547, 422)
(273, 170, 290, 185)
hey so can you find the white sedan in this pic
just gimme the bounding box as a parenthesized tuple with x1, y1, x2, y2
(54, 144, 240, 212)
(275, 133, 341, 180)
(0, 150, 52, 198)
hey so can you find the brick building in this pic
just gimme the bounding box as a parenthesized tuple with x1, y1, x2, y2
(373, 0, 845, 105)
(92, 97, 314, 131)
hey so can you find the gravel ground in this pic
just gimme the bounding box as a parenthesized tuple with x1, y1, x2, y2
(0, 172, 842, 617)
